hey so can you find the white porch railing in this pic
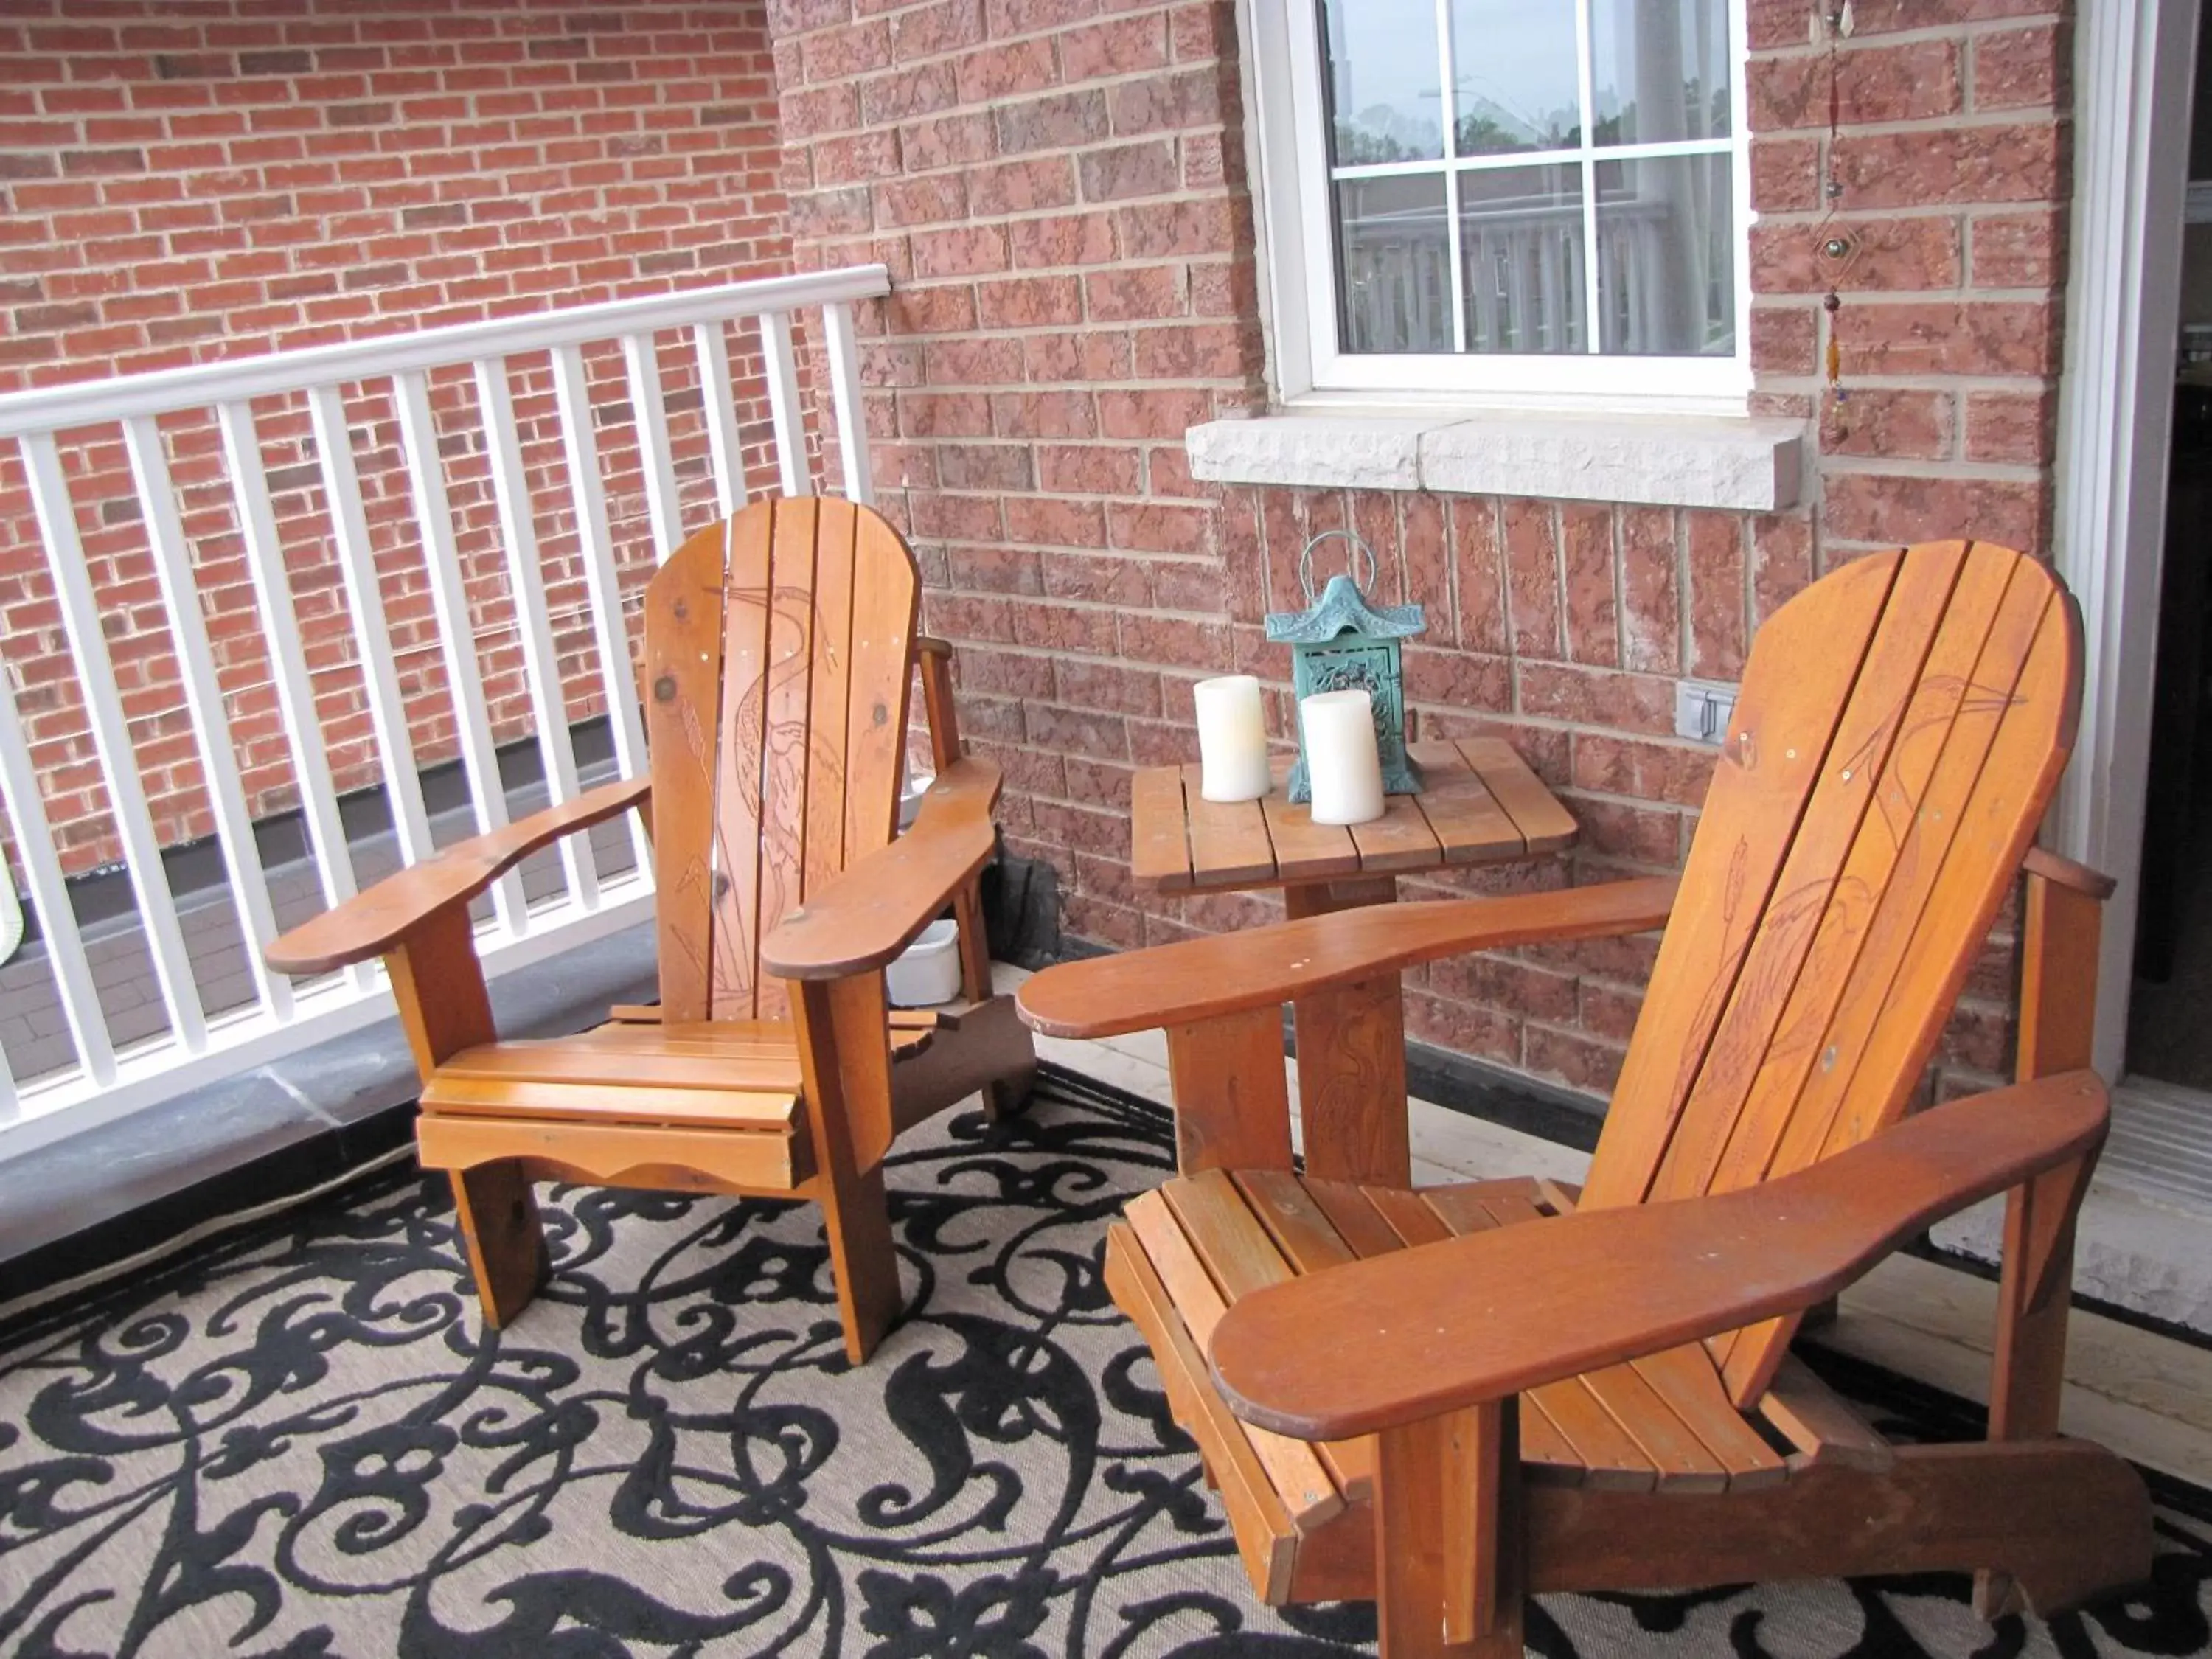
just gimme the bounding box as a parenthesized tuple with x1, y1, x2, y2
(0, 264, 890, 1138)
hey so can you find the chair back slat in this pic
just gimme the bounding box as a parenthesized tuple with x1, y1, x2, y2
(641, 521, 731, 1023)
(1579, 550, 1904, 1210)
(709, 504, 778, 1019)
(1579, 541, 2081, 1406)
(1644, 541, 1988, 1206)
(804, 498, 862, 900)
(842, 507, 925, 864)
(639, 499, 921, 1024)
(745, 500, 827, 1020)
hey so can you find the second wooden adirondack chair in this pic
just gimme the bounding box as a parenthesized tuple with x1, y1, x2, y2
(267, 497, 1036, 1364)
(1018, 540, 2153, 1655)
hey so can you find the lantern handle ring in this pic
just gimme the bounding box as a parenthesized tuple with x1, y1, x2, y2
(1298, 529, 1378, 606)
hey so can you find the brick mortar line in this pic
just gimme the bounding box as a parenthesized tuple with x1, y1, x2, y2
(21, 124, 777, 161)
(773, 4, 1218, 50)
(1750, 293, 2060, 308)
(1753, 108, 2065, 143)
(785, 67, 1229, 122)
(1753, 204, 2060, 226)
(810, 45, 1225, 90)
(869, 272, 1242, 295)
(800, 134, 1240, 189)
(1812, 456, 2047, 483)
(1759, 369, 2057, 390)
(7, 80, 779, 112)
(1748, 15, 2066, 60)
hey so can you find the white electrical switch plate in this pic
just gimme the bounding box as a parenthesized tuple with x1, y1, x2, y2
(1674, 679, 1739, 745)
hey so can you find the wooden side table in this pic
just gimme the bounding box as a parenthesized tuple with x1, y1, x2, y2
(1125, 736, 1578, 1186)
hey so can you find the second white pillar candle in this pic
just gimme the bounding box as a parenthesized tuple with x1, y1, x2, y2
(1193, 674, 1271, 801)
(1300, 687, 1385, 824)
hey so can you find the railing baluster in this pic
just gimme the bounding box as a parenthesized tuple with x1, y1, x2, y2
(821, 301, 874, 505)
(759, 310, 808, 497)
(621, 331, 684, 563)
(473, 355, 597, 910)
(0, 666, 115, 1085)
(307, 383, 435, 868)
(691, 319, 745, 519)
(393, 369, 525, 936)
(19, 432, 208, 1051)
(121, 414, 292, 1020)
(217, 399, 372, 990)
(549, 343, 653, 875)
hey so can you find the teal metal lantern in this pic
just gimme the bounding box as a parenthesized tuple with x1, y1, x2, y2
(1267, 531, 1425, 804)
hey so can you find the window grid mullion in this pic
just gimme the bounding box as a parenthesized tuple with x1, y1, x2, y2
(1328, 136, 1731, 185)
(1575, 0, 1601, 354)
(1435, 0, 1467, 353)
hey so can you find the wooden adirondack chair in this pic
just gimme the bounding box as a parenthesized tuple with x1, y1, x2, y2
(1017, 539, 2153, 1655)
(267, 497, 1037, 1364)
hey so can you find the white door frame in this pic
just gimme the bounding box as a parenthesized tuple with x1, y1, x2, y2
(2049, 0, 2202, 1079)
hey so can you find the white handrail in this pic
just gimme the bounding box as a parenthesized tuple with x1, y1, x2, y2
(0, 265, 892, 437)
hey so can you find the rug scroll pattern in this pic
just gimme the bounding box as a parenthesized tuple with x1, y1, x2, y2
(0, 1072, 2205, 1657)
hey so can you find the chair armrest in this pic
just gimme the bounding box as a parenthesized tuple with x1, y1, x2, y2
(1016, 876, 1677, 1039)
(1209, 1071, 2109, 1443)
(265, 775, 651, 975)
(762, 757, 1003, 981)
(2023, 844, 2117, 900)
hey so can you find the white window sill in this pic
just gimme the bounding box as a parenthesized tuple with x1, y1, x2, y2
(1186, 408, 1805, 513)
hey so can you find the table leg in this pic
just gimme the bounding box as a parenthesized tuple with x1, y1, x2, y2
(1284, 877, 1411, 1186)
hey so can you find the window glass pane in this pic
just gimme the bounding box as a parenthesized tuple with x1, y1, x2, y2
(1336, 174, 1453, 353)
(1595, 153, 1735, 354)
(1459, 164, 1585, 354)
(1591, 0, 1731, 144)
(1447, 0, 1582, 155)
(1320, 0, 1447, 164)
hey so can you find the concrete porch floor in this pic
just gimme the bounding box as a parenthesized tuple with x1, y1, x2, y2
(995, 963, 2212, 1496)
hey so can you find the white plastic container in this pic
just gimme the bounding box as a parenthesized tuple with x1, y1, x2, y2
(886, 917, 962, 1006)
(898, 771, 934, 830)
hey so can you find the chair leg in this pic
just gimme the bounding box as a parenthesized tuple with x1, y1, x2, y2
(1974, 1153, 2093, 1619)
(449, 1162, 549, 1329)
(794, 975, 907, 1365)
(953, 880, 993, 1004)
(984, 1070, 1036, 1121)
(946, 881, 1035, 1124)
(1374, 1404, 1523, 1659)
(820, 1162, 902, 1364)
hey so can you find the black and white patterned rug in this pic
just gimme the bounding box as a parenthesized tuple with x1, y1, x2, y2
(0, 1068, 2206, 1658)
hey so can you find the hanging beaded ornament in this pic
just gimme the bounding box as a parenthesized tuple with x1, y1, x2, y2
(1813, 1, 1859, 410)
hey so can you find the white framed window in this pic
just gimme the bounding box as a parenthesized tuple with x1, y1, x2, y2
(1244, 0, 1753, 412)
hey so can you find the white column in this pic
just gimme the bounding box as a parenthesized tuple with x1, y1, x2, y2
(549, 342, 653, 877)
(394, 368, 525, 935)
(759, 310, 810, 498)
(122, 414, 292, 1019)
(217, 398, 372, 989)
(821, 300, 874, 504)
(19, 431, 207, 1051)
(622, 330, 685, 560)
(0, 655, 114, 1086)
(692, 319, 748, 520)
(307, 382, 434, 866)
(474, 355, 599, 909)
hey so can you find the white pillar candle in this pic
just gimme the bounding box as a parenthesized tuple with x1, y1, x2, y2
(1193, 675, 1271, 802)
(1300, 688, 1385, 825)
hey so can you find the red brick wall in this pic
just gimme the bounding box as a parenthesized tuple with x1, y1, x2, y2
(767, 0, 2066, 1104)
(0, 0, 790, 874)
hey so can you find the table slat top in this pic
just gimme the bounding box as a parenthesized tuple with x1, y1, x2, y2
(1133, 737, 1577, 894)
